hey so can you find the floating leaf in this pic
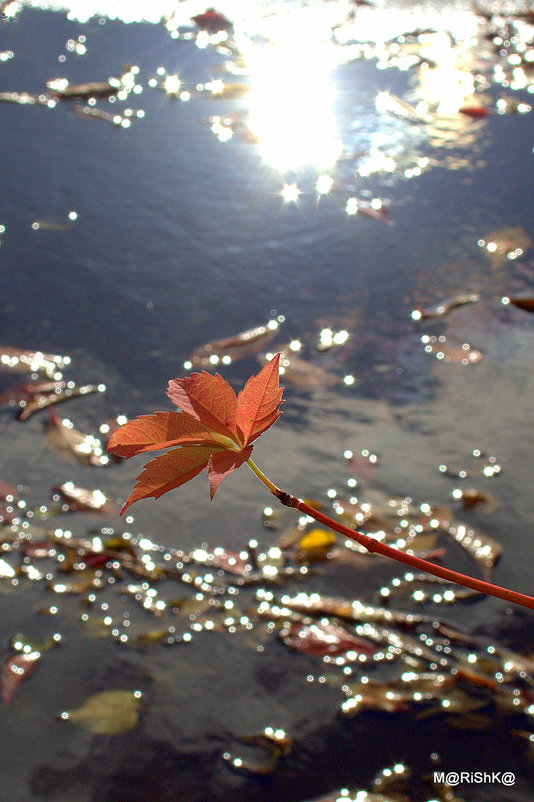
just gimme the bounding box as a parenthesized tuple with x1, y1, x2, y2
(223, 729, 292, 775)
(202, 546, 251, 575)
(52, 483, 119, 515)
(420, 335, 482, 365)
(452, 487, 497, 511)
(505, 297, 534, 313)
(376, 91, 428, 122)
(279, 620, 377, 658)
(417, 687, 488, 719)
(411, 293, 480, 321)
(478, 227, 532, 269)
(18, 383, 105, 421)
(46, 410, 108, 466)
(2, 651, 40, 705)
(341, 682, 412, 716)
(278, 593, 422, 627)
(192, 8, 233, 33)
(274, 351, 340, 387)
(50, 81, 118, 100)
(189, 322, 278, 368)
(0, 347, 70, 378)
(445, 521, 501, 572)
(210, 82, 250, 99)
(278, 523, 307, 550)
(60, 689, 141, 734)
(459, 105, 490, 118)
(296, 528, 336, 560)
(0, 379, 66, 406)
(23, 539, 56, 559)
(48, 571, 100, 594)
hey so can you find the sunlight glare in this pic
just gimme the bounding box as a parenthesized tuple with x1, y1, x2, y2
(417, 33, 476, 114)
(281, 183, 300, 203)
(244, 29, 341, 172)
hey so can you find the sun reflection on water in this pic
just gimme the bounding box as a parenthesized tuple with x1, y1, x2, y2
(243, 32, 341, 172)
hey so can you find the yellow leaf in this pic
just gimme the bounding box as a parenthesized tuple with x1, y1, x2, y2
(61, 690, 140, 734)
(297, 528, 336, 555)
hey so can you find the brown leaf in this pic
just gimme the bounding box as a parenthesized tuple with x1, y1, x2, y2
(0, 346, 70, 378)
(18, 384, 105, 421)
(279, 620, 377, 658)
(189, 321, 279, 367)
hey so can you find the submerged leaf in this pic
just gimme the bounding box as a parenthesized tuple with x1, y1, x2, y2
(61, 689, 140, 734)
(421, 335, 482, 365)
(275, 351, 340, 387)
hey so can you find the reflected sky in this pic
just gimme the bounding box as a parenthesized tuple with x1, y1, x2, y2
(18, 0, 534, 179)
(8, 0, 534, 197)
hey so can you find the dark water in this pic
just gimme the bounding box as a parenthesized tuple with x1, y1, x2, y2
(1, 2, 534, 800)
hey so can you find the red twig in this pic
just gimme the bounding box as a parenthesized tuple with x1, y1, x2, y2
(273, 489, 534, 611)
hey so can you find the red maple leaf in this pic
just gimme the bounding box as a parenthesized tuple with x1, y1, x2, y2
(107, 354, 283, 511)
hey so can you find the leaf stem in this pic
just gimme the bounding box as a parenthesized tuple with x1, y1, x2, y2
(247, 459, 534, 611)
(247, 458, 283, 496)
